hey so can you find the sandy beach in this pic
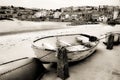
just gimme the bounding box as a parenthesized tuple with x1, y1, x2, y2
(0, 19, 70, 35)
(0, 20, 120, 80)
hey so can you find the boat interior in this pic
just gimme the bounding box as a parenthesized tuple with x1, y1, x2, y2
(33, 34, 98, 52)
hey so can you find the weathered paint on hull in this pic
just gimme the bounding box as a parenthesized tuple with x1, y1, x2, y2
(32, 34, 99, 62)
(32, 45, 97, 62)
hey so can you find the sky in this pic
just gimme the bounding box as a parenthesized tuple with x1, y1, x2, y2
(0, 0, 120, 9)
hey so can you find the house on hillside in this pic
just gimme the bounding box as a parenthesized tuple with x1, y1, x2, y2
(91, 12, 100, 22)
(34, 10, 48, 21)
(99, 15, 108, 23)
(53, 11, 61, 19)
(82, 12, 92, 21)
(60, 13, 71, 21)
(0, 8, 13, 19)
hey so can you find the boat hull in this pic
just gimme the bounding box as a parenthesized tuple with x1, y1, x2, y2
(32, 45, 97, 62)
(32, 34, 99, 63)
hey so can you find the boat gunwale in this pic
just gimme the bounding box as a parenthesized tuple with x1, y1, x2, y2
(32, 34, 99, 53)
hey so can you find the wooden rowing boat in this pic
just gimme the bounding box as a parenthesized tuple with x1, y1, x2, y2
(32, 34, 99, 62)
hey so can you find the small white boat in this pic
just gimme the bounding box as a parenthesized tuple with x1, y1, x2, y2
(32, 34, 99, 62)
(104, 31, 120, 45)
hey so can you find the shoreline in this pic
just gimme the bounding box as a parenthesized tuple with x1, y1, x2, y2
(0, 20, 69, 36)
(0, 20, 120, 36)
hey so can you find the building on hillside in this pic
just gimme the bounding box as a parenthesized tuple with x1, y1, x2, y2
(53, 11, 61, 19)
(34, 10, 47, 18)
(82, 12, 92, 21)
(91, 12, 100, 22)
(99, 15, 108, 23)
(70, 14, 78, 21)
(0, 8, 13, 19)
(60, 13, 71, 21)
